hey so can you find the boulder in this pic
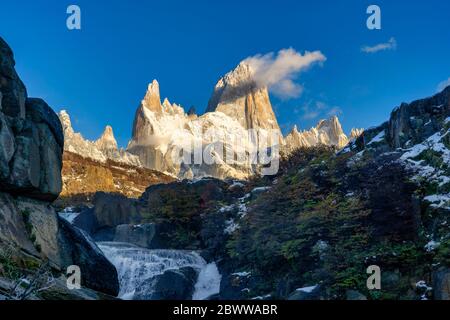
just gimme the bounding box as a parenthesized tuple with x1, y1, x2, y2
(58, 218, 120, 296)
(72, 208, 99, 236)
(346, 290, 367, 300)
(134, 267, 198, 300)
(25, 98, 64, 149)
(113, 223, 173, 249)
(92, 192, 138, 228)
(287, 285, 322, 300)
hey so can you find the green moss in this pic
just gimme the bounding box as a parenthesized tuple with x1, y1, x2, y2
(0, 248, 21, 280)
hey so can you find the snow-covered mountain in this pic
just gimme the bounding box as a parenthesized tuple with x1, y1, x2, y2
(60, 62, 360, 180)
(284, 116, 351, 152)
(126, 61, 361, 179)
(58, 110, 141, 166)
(127, 79, 267, 180)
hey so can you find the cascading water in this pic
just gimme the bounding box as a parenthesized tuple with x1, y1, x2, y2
(98, 242, 221, 300)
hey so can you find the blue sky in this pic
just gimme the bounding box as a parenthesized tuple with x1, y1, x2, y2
(1, 0, 449, 146)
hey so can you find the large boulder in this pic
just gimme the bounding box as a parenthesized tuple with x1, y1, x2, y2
(92, 192, 139, 228)
(72, 208, 99, 236)
(113, 223, 173, 249)
(25, 98, 64, 149)
(134, 267, 197, 300)
(58, 218, 120, 296)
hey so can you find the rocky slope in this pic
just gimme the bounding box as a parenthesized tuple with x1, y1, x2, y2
(221, 86, 450, 300)
(56, 151, 174, 208)
(0, 37, 119, 299)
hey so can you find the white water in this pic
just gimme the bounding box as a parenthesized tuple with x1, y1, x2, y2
(97, 242, 221, 300)
(193, 262, 222, 300)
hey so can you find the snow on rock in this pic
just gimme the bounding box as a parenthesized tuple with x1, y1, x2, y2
(424, 194, 450, 209)
(251, 186, 271, 194)
(424, 240, 441, 252)
(400, 131, 450, 189)
(59, 110, 141, 166)
(295, 285, 318, 293)
(232, 271, 251, 278)
(224, 219, 240, 234)
(367, 130, 385, 145)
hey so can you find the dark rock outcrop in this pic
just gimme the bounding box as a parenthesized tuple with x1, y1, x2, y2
(355, 86, 450, 152)
(92, 192, 139, 228)
(58, 218, 119, 296)
(113, 223, 173, 249)
(134, 267, 197, 300)
(0, 37, 27, 118)
(0, 37, 119, 299)
(0, 38, 62, 201)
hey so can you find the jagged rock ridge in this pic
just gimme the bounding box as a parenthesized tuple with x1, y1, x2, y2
(59, 110, 141, 167)
(284, 116, 350, 153)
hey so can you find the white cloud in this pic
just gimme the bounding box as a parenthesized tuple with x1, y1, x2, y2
(327, 106, 343, 117)
(243, 48, 326, 99)
(300, 101, 341, 120)
(437, 77, 450, 92)
(361, 37, 397, 53)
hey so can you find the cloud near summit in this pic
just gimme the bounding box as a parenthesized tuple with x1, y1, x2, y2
(243, 48, 326, 99)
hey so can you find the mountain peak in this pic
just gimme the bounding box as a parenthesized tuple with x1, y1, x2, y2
(142, 79, 162, 113)
(58, 110, 74, 135)
(96, 125, 118, 151)
(285, 116, 349, 152)
(206, 61, 279, 132)
(290, 125, 299, 134)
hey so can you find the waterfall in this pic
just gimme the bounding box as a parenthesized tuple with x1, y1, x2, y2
(98, 242, 221, 300)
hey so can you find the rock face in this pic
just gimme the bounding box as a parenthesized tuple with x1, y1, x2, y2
(58, 219, 119, 296)
(0, 38, 26, 119)
(433, 268, 450, 300)
(0, 38, 62, 201)
(0, 37, 119, 298)
(206, 61, 281, 132)
(284, 116, 350, 152)
(0, 42, 63, 201)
